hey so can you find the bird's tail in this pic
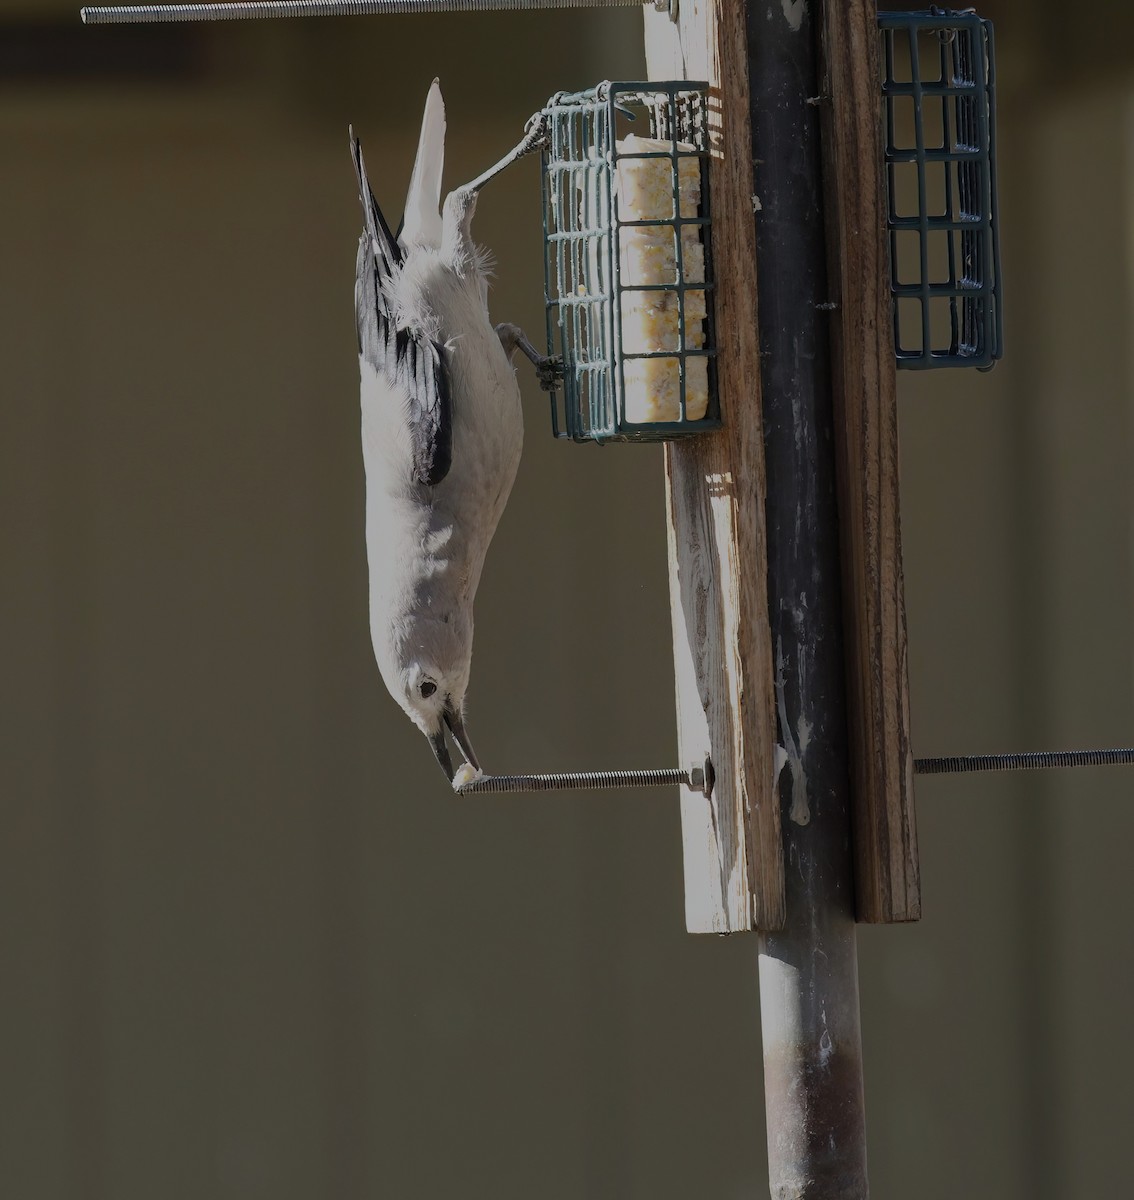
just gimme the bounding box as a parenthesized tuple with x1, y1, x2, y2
(350, 126, 403, 363)
(399, 79, 446, 253)
(349, 126, 399, 264)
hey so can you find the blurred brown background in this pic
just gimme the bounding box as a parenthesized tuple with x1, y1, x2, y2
(2, 0, 1132, 1196)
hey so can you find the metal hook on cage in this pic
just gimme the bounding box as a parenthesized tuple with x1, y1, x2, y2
(930, 5, 977, 44)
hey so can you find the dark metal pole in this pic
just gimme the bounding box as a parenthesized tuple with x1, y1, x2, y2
(749, 4, 869, 1197)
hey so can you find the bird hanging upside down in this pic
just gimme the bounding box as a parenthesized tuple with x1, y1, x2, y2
(351, 80, 549, 785)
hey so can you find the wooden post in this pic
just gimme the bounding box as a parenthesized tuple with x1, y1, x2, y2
(646, 0, 783, 933)
(646, 2, 919, 940)
(817, 0, 921, 925)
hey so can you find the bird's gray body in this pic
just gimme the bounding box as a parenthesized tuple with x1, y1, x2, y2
(359, 221, 523, 725)
(353, 81, 523, 771)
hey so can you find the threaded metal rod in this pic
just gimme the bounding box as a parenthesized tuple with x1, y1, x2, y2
(914, 748, 1134, 775)
(81, 0, 639, 25)
(453, 749, 1134, 794)
(458, 767, 693, 794)
(460, 768, 700, 796)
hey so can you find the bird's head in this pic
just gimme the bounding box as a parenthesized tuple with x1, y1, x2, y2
(397, 659, 479, 784)
(380, 608, 478, 783)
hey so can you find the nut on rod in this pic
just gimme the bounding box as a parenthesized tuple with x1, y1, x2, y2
(81, 0, 641, 24)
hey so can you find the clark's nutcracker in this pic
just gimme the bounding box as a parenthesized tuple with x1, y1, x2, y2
(352, 81, 547, 784)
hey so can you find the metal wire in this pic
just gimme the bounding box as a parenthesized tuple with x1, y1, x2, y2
(81, 0, 639, 23)
(914, 749, 1134, 775)
(458, 767, 691, 794)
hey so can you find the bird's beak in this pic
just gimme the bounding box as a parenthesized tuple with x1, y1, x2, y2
(443, 700, 480, 772)
(428, 726, 455, 782)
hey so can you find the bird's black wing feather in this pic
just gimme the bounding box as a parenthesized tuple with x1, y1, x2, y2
(350, 130, 452, 487)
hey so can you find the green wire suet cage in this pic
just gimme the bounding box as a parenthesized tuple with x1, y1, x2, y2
(540, 82, 719, 443)
(881, 8, 1002, 369)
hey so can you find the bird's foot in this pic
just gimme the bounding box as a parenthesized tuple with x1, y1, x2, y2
(496, 323, 562, 392)
(462, 114, 549, 195)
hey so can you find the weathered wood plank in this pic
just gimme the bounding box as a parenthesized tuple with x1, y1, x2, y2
(645, 0, 783, 932)
(816, 0, 921, 923)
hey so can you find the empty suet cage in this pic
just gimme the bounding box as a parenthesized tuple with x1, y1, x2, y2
(880, 8, 1002, 369)
(540, 82, 718, 443)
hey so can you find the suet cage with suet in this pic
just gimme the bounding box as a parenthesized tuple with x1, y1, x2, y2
(539, 80, 719, 443)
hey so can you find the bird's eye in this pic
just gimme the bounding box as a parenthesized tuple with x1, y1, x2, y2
(419, 680, 437, 699)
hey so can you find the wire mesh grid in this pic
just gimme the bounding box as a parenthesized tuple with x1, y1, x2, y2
(880, 8, 1002, 369)
(541, 82, 719, 442)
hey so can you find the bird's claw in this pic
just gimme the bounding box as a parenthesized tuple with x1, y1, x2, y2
(522, 111, 551, 153)
(535, 356, 564, 393)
